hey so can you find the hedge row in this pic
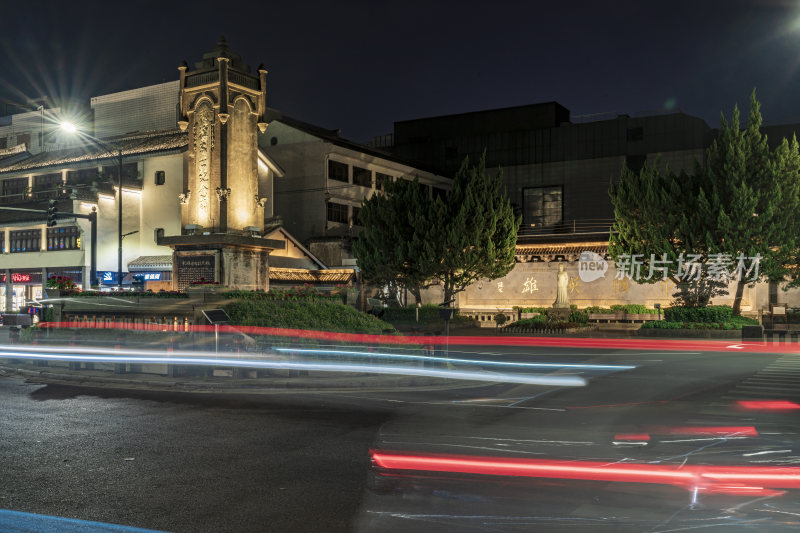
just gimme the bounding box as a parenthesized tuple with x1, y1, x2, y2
(663, 305, 733, 323)
(223, 299, 395, 334)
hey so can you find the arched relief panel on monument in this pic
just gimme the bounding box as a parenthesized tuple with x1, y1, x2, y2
(190, 100, 216, 229)
(228, 97, 259, 230)
(189, 92, 219, 109)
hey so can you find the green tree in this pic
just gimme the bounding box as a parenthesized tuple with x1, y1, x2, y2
(352, 177, 432, 304)
(354, 153, 520, 306)
(699, 91, 800, 313)
(610, 90, 800, 314)
(609, 160, 728, 306)
(426, 153, 520, 303)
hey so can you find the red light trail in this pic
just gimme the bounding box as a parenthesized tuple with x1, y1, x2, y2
(371, 451, 799, 496)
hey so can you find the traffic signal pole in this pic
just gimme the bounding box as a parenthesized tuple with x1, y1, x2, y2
(0, 205, 98, 288)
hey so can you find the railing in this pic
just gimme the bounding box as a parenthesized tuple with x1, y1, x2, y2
(185, 71, 219, 88)
(228, 71, 259, 90)
(517, 218, 615, 237)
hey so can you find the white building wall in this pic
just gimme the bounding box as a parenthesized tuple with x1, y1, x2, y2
(138, 154, 183, 256)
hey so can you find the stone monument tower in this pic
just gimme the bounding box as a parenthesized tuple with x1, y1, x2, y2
(159, 37, 283, 290)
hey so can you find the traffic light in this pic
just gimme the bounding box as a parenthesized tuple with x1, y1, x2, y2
(47, 199, 58, 227)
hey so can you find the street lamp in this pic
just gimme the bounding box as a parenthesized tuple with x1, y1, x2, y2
(60, 122, 125, 288)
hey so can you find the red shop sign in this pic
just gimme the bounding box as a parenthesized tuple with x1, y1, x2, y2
(1, 273, 32, 283)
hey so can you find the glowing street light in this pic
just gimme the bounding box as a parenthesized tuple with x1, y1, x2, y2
(59, 121, 77, 134)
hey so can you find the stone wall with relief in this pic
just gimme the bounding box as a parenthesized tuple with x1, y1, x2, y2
(459, 261, 762, 311)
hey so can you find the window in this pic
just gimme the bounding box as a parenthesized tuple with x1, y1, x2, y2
(0, 231, 4, 253)
(352, 166, 372, 188)
(626, 127, 644, 141)
(328, 160, 348, 183)
(47, 226, 80, 251)
(270, 137, 278, 146)
(375, 172, 391, 191)
(155, 170, 166, 186)
(16, 133, 30, 148)
(351, 206, 362, 226)
(2, 177, 27, 201)
(9, 229, 41, 253)
(0, 137, 7, 150)
(100, 162, 138, 184)
(33, 173, 63, 200)
(326, 202, 348, 224)
(523, 186, 562, 227)
(67, 168, 99, 185)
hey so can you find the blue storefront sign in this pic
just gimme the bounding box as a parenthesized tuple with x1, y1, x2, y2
(98, 271, 118, 285)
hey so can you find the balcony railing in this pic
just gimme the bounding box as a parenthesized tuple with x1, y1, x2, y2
(518, 218, 616, 237)
(185, 71, 219, 88)
(228, 71, 259, 90)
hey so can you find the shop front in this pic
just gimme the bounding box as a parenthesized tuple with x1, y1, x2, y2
(1, 271, 42, 312)
(127, 255, 174, 292)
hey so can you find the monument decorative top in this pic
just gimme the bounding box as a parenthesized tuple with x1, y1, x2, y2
(193, 36, 250, 73)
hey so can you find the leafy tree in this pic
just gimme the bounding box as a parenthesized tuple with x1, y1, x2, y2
(352, 177, 432, 304)
(426, 153, 520, 303)
(609, 160, 728, 306)
(354, 153, 520, 305)
(610, 90, 800, 314)
(699, 92, 800, 313)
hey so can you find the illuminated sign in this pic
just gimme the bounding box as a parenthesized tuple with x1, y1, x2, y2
(0, 273, 32, 283)
(98, 271, 118, 285)
(143, 273, 161, 281)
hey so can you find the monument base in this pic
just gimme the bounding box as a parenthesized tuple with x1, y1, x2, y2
(549, 307, 571, 321)
(158, 233, 284, 291)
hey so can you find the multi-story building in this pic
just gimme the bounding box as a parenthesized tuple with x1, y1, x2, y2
(381, 103, 800, 313)
(0, 39, 449, 311)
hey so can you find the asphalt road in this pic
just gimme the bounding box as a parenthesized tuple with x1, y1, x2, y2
(2, 342, 800, 532)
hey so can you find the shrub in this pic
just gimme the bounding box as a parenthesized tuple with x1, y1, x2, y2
(610, 304, 659, 314)
(584, 306, 615, 314)
(569, 309, 589, 324)
(494, 313, 507, 326)
(46, 276, 76, 290)
(664, 305, 733, 323)
(223, 299, 395, 334)
(641, 321, 686, 329)
(224, 285, 339, 302)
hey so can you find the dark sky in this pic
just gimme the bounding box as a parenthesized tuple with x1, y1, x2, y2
(2, 0, 800, 142)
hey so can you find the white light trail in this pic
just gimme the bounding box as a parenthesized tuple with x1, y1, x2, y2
(274, 347, 635, 371)
(0, 346, 586, 387)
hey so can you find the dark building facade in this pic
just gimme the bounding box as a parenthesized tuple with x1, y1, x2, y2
(389, 103, 713, 238)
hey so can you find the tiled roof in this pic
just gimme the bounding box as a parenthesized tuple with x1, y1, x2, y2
(515, 241, 609, 261)
(128, 255, 173, 271)
(0, 129, 187, 175)
(269, 267, 356, 283)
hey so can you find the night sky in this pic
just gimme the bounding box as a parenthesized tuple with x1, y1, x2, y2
(2, 0, 800, 142)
